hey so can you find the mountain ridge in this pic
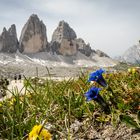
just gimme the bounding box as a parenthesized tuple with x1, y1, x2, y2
(119, 42, 140, 64)
(0, 14, 117, 67)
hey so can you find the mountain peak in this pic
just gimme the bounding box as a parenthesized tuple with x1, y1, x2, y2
(30, 14, 39, 19)
(0, 14, 113, 67)
(0, 25, 18, 53)
(8, 24, 17, 37)
(58, 20, 69, 27)
(3, 27, 7, 32)
(121, 41, 140, 64)
(19, 14, 48, 53)
(52, 20, 77, 43)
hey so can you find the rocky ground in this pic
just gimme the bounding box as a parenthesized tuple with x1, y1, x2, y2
(0, 63, 98, 79)
(71, 122, 140, 140)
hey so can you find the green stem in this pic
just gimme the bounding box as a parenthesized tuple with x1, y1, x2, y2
(38, 118, 48, 136)
(68, 90, 71, 140)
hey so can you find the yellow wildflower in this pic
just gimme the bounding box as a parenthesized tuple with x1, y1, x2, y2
(128, 68, 137, 74)
(0, 103, 2, 107)
(128, 68, 131, 73)
(28, 125, 51, 140)
(9, 98, 16, 105)
(132, 68, 136, 74)
(27, 93, 32, 98)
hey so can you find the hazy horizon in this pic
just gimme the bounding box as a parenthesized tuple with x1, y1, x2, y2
(0, 0, 140, 57)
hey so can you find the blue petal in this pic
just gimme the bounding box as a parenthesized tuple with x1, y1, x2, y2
(97, 75, 107, 87)
(86, 97, 93, 101)
(88, 69, 107, 87)
(84, 87, 101, 101)
(88, 72, 98, 82)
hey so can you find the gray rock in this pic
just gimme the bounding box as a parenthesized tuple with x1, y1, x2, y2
(51, 21, 110, 58)
(0, 24, 18, 53)
(76, 38, 93, 57)
(51, 21, 95, 57)
(52, 20, 77, 43)
(96, 49, 109, 57)
(19, 14, 48, 53)
(51, 21, 77, 56)
(121, 43, 140, 64)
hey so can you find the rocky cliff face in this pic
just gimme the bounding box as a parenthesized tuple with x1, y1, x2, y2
(51, 21, 77, 56)
(0, 24, 18, 53)
(121, 43, 140, 64)
(0, 14, 112, 66)
(51, 21, 94, 56)
(52, 20, 77, 43)
(96, 50, 109, 57)
(50, 20, 109, 58)
(19, 14, 47, 53)
(76, 38, 92, 57)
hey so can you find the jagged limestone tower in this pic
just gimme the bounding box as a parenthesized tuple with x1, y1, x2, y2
(0, 24, 18, 53)
(51, 20, 77, 56)
(50, 20, 93, 56)
(19, 14, 48, 53)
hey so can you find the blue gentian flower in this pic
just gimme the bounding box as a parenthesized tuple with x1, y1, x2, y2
(85, 87, 101, 101)
(88, 69, 107, 87)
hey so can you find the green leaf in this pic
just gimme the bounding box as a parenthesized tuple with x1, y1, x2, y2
(120, 115, 139, 129)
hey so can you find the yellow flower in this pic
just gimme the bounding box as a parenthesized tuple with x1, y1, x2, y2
(128, 68, 131, 73)
(9, 98, 16, 105)
(27, 94, 31, 98)
(28, 125, 51, 140)
(132, 68, 136, 74)
(0, 103, 2, 107)
(128, 68, 137, 74)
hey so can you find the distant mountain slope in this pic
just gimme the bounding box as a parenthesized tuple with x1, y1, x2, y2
(121, 42, 140, 64)
(0, 51, 117, 68)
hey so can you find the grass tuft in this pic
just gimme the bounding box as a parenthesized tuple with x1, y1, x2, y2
(0, 71, 140, 139)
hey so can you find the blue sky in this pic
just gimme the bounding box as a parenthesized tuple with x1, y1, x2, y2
(0, 0, 140, 57)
